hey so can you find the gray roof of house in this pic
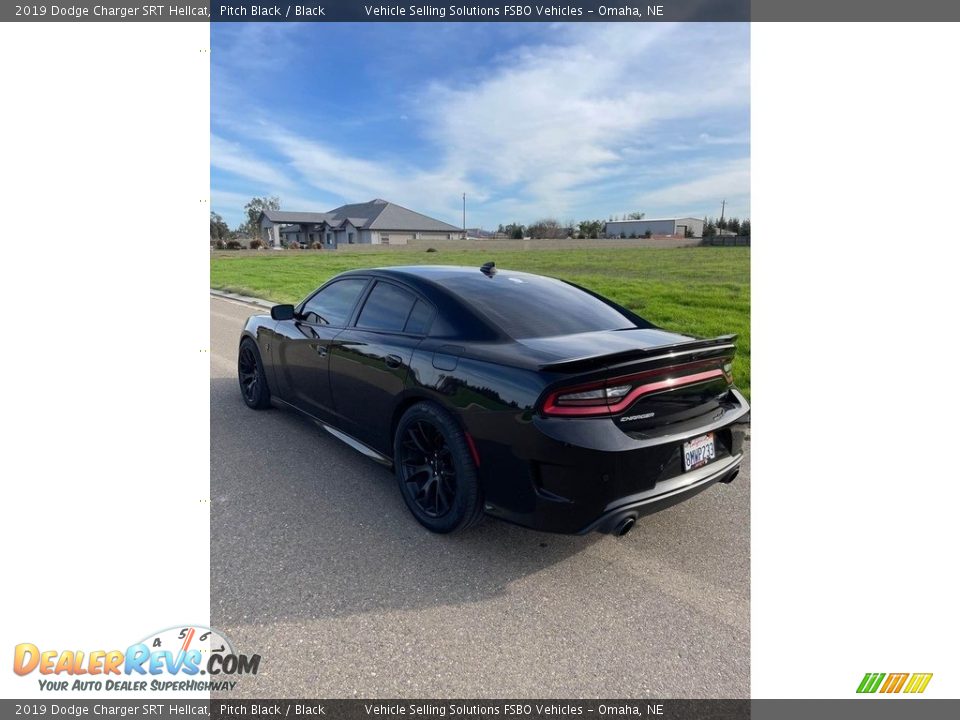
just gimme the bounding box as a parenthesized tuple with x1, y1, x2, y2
(261, 210, 335, 225)
(260, 199, 459, 233)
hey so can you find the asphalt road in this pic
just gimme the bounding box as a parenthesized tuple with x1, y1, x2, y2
(210, 295, 750, 698)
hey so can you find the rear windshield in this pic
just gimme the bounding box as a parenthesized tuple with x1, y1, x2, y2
(437, 273, 636, 338)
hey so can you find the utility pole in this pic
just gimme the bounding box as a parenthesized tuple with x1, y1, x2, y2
(462, 193, 466, 237)
(720, 199, 726, 227)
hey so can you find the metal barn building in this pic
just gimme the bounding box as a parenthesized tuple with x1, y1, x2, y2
(603, 217, 704, 238)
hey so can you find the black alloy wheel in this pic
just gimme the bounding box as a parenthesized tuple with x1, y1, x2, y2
(394, 403, 483, 533)
(400, 420, 457, 518)
(238, 339, 271, 409)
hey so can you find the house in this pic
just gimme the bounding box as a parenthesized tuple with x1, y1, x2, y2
(258, 199, 463, 249)
(464, 228, 498, 239)
(603, 217, 705, 239)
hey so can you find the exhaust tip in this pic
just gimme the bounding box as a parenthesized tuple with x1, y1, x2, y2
(615, 517, 636, 537)
(720, 468, 740, 484)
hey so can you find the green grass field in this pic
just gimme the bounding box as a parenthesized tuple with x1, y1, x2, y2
(211, 247, 750, 399)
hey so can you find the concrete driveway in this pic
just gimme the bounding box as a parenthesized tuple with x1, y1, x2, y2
(210, 295, 750, 698)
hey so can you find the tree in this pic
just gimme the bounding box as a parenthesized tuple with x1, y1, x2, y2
(241, 195, 280, 236)
(527, 218, 563, 239)
(210, 211, 230, 242)
(700, 216, 749, 239)
(626, 211, 645, 220)
(501, 222, 524, 239)
(577, 219, 603, 239)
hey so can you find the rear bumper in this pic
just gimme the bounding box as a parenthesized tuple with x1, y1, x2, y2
(579, 453, 742, 534)
(471, 389, 749, 534)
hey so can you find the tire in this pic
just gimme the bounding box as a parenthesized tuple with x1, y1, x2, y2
(237, 338, 271, 410)
(393, 402, 484, 534)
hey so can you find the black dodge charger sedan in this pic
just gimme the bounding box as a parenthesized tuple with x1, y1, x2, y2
(238, 264, 750, 536)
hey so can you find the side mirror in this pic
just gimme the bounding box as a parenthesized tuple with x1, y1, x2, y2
(270, 304, 295, 321)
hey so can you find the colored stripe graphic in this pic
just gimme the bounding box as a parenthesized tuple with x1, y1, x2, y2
(903, 673, 933, 694)
(857, 673, 885, 693)
(880, 673, 909, 693)
(858, 672, 933, 694)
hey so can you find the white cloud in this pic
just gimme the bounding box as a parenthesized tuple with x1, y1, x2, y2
(210, 134, 293, 190)
(415, 24, 748, 216)
(253, 122, 473, 223)
(212, 23, 750, 225)
(641, 158, 750, 214)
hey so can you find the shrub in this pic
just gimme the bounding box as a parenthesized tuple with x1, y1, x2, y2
(425, 247, 437, 253)
(225, 240, 243, 250)
(249, 239, 264, 250)
(214, 239, 227, 249)
(311, 241, 323, 250)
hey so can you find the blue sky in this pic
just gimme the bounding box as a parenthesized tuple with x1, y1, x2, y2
(211, 23, 749, 230)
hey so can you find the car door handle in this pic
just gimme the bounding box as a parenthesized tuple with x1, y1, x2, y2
(385, 354, 403, 368)
(314, 344, 327, 357)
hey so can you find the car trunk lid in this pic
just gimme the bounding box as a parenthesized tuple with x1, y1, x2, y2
(533, 328, 738, 431)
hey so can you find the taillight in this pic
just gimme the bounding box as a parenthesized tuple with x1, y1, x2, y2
(722, 362, 734, 383)
(553, 384, 631, 405)
(541, 362, 729, 418)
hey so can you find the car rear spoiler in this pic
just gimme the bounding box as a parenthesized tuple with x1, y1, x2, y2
(538, 334, 738, 374)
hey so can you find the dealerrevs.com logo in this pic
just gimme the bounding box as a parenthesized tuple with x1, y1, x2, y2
(857, 672, 933, 694)
(13, 625, 260, 692)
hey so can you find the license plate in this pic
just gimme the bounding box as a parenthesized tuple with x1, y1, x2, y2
(683, 433, 716, 471)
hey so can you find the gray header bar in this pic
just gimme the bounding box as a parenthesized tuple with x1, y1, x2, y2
(4, 0, 960, 22)
(1, 700, 959, 719)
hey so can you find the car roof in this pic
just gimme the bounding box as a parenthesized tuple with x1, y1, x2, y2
(325, 264, 646, 345)
(340, 264, 546, 289)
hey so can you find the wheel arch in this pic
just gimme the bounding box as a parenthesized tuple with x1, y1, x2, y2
(389, 392, 481, 470)
(389, 393, 437, 452)
(239, 329, 259, 347)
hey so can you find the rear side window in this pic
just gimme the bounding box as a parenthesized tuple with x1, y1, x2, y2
(404, 299, 434, 335)
(301, 278, 367, 326)
(437, 274, 636, 338)
(356, 282, 417, 333)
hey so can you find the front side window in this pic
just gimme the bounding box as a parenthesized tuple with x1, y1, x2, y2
(300, 278, 367, 326)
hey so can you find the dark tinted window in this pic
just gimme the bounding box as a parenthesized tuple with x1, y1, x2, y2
(404, 299, 434, 335)
(301, 278, 367, 326)
(357, 282, 417, 333)
(438, 273, 635, 338)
